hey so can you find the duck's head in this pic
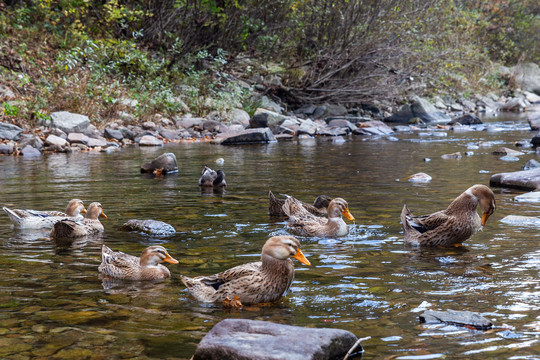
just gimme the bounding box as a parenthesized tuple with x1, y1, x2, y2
(86, 202, 107, 220)
(67, 199, 86, 216)
(467, 185, 496, 226)
(140, 245, 179, 266)
(262, 236, 310, 265)
(313, 195, 332, 209)
(327, 198, 355, 221)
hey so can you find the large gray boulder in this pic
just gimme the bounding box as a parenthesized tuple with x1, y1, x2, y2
(384, 97, 451, 123)
(140, 152, 178, 174)
(192, 319, 359, 360)
(410, 96, 452, 123)
(490, 168, 540, 190)
(217, 128, 276, 145)
(383, 104, 414, 123)
(449, 113, 482, 125)
(0, 122, 23, 140)
(353, 120, 394, 136)
(250, 109, 290, 130)
(512, 63, 540, 94)
(50, 111, 90, 134)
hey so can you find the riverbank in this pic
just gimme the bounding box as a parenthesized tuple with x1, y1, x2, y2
(1, 75, 540, 157)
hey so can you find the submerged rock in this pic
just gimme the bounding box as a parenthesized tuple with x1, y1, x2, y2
(407, 172, 432, 183)
(500, 215, 540, 227)
(192, 319, 360, 360)
(490, 168, 540, 190)
(140, 152, 178, 174)
(513, 191, 540, 202)
(493, 146, 525, 156)
(120, 219, 176, 236)
(441, 152, 462, 159)
(523, 159, 540, 170)
(419, 309, 492, 330)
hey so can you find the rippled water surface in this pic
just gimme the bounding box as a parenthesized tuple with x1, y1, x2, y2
(1, 114, 540, 359)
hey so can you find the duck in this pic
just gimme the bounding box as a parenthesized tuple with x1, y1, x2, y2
(198, 166, 226, 187)
(2, 199, 86, 229)
(98, 245, 179, 280)
(50, 202, 107, 239)
(181, 235, 310, 305)
(268, 191, 332, 217)
(401, 184, 496, 247)
(283, 197, 355, 237)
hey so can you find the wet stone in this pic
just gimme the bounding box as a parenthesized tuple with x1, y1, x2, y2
(120, 219, 176, 236)
(490, 168, 540, 190)
(86, 137, 108, 148)
(138, 135, 163, 146)
(104, 127, 124, 141)
(140, 152, 178, 174)
(449, 113, 483, 125)
(441, 152, 462, 159)
(419, 309, 492, 330)
(0, 142, 14, 154)
(67, 132, 89, 145)
(492, 147, 524, 156)
(193, 319, 359, 360)
(500, 215, 540, 227)
(21, 145, 41, 157)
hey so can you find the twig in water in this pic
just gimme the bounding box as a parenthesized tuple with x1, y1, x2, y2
(343, 336, 371, 360)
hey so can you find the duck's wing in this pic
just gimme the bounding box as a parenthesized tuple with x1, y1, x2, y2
(401, 205, 469, 247)
(268, 191, 286, 216)
(99, 246, 139, 272)
(283, 197, 326, 230)
(404, 210, 451, 233)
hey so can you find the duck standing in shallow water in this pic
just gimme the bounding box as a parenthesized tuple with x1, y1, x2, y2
(3, 199, 86, 229)
(198, 166, 226, 188)
(401, 184, 496, 247)
(283, 197, 355, 237)
(268, 191, 332, 217)
(181, 236, 310, 305)
(50, 202, 107, 239)
(99, 245, 179, 280)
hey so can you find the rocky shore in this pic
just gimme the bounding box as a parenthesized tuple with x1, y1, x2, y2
(1, 63, 540, 155)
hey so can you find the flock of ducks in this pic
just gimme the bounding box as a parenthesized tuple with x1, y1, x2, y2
(2, 175, 496, 306)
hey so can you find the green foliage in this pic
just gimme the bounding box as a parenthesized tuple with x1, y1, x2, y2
(2, 103, 19, 116)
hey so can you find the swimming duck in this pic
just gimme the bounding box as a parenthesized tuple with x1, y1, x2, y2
(268, 191, 332, 217)
(401, 184, 496, 247)
(50, 202, 107, 239)
(198, 166, 226, 187)
(2, 199, 86, 229)
(98, 245, 179, 280)
(283, 197, 355, 237)
(181, 235, 310, 305)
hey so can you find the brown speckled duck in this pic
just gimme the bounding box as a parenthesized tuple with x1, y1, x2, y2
(181, 236, 310, 305)
(198, 166, 226, 187)
(50, 202, 107, 239)
(99, 245, 179, 280)
(401, 184, 496, 247)
(268, 191, 332, 217)
(3, 199, 86, 229)
(283, 197, 354, 237)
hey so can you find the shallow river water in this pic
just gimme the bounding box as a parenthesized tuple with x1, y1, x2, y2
(0, 113, 539, 359)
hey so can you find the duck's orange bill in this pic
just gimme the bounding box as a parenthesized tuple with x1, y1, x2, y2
(100, 211, 108, 219)
(81, 208, 87, 214)
(481, 212, 490, 226)
(292, 249, 310, 266)
(342, 208, 355, 221)
(164, 254, 179, 264)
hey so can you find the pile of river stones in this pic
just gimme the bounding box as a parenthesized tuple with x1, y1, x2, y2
(0, 90, 539, 157)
